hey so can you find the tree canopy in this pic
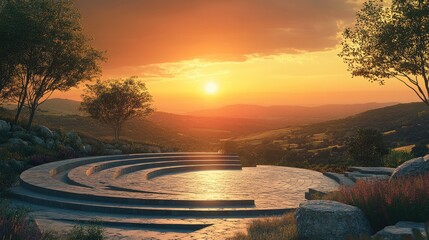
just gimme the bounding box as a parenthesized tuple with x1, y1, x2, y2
(80, 79, 154, 142)
(345, 128, 389, 166)
(0, 0, 104, 127)
(340, 0, 429, 105)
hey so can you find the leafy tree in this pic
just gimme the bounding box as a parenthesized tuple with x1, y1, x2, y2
(340, 0, 429, 106)
(80, 79, 154, 142)
(0, 0, 104, 127)
(345, 128, 389, 166)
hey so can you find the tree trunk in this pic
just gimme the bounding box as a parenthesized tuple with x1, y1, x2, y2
(113, 124, 121, 143)
(13, 90, 26, 125)
(26, 104, 37, 129)
(13, 72, 30, 125)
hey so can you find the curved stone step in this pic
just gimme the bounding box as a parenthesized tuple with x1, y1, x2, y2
(11, 187, 289, 217)
(50, 218, 212, 232)
(86, 155, 240, 176)
(344, 171, 390, 182)
(146, 164, 243, 179)
(113, 159, 241, 178)
(66, 159, 241, 189)
(323, 172, 355, 186)
(17, 180, 254, 207)
(19, 153, 249, 207)
(50, 153, 237, 176)
(348, 166, 394, 176)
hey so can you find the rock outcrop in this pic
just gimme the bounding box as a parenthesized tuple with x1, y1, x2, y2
(37, 125, 53, 139)
(373, 221, 427, 240)
(295, 200, 372, 240)
(0, 120, 11, 132)
(390, 155, 429, 180)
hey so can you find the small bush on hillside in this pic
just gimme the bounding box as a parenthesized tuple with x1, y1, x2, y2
(227, 212, 298, 240)
(345, 128, 388, 166)
(28, 154, 56, 166)
(0, 200, 105, 240)
(383, 150, 413, 168)
(65, 224, 104, 240)
(6, 144, 51, 160)
(0, 200, 41, 240)
(56, 147, 82, 161)
(326, 174, 429, 231)
(411, 142, 429, 158)
(0, 159, 25, 191)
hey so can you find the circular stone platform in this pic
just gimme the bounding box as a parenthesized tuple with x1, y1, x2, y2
(11, 152, 338, 239)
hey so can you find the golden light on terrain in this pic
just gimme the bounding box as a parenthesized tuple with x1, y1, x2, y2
(204, 81, 218, 95)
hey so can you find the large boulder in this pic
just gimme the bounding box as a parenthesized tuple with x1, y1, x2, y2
(65, 131, 82, 150)
(390, 155, 429, 180)
(37, 125, 53, 139)
(11, 124, 24, 132)
(46, 139, 55, 149)
(83, 144, 92, 154)
(0, 120, 11, 132)
(31, 136, 45, 146)
(373, 221, 427, 240)
(8, 138, 28, 146)
(295, 200, 372, 240)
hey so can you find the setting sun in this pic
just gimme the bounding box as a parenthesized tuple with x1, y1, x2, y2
(204, 82, 218, 95)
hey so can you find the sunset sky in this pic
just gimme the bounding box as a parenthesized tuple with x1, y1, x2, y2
(53, 0, 417, 113)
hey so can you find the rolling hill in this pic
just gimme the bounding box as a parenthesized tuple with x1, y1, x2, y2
(188, 102, 397, 125)
(231, 102, 429, 150)
(37, 99, 397, 140)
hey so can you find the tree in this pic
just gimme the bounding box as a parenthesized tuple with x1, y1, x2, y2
(345, 128, 389, 166)
(0, 0, 104, 127)
(80, 79, 154, 142)
(340, 0, 429, 106)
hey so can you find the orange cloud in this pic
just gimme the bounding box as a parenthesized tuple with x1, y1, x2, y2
(74, 0, 358, 69)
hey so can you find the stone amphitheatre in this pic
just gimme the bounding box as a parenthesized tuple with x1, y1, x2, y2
(11, 152, 339, 239)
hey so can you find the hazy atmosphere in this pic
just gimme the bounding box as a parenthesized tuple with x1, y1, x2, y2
(47, 0, 416, 113)
(1, 0, 428, 239)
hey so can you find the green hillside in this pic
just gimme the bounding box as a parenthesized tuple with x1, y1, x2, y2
(232, 102, 429, 148)
(227, 102, 429, 171)
(0, 108, 206, 151)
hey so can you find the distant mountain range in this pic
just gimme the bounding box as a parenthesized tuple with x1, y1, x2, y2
(2, 98, 425, 151)
(40, 98, 396, 121)
(36, 99, 398, 138)
(188, 102, 397, 125)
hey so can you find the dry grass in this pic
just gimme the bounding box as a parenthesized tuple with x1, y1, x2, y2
(0, 200, 40, 240)
(228, 212, 298, 240)
(326, 173, 429, 231)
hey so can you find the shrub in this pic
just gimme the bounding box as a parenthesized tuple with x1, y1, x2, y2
(326, 174, 429, 231)
(383, 150, 413, 168)
(411, 142, 429, 158)
(0, 159, 25, 191)
(56, 147, 82, 160)
(66, 224, 104, 240)
(28, 154, 56, 166)
(345, 128, 388, 166)
(227, 212, 298, 240)
(0, 200, 41, 240)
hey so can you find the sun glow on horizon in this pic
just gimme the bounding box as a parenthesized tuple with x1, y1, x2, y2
(204, 81, 218, 95)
